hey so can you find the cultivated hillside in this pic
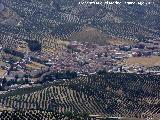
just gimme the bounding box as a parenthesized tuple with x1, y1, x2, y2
(0, 0, 160, 47)
(0, 73, 159, 118)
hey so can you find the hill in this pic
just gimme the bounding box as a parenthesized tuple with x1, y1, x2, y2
(68, 26, 137, 45)
(68, 27, 109, 45)
(0, 73, 159, 119)
(0, 0, 160, 47)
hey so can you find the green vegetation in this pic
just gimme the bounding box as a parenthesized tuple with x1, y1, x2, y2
(38, 71, 77, 83)
(27, 40, 42, 51)
(9, 56, 21, 63)
(0, 110, 122, 120)
(0, 73, 159, 118)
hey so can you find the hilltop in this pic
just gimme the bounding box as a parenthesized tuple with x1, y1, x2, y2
(68, 27, 109, 45)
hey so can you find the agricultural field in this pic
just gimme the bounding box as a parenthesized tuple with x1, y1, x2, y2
(0, 61, 7, 78)
(124, 56, 160, 67)
(0, 105, 12, 112)
(0, 109, 138, 120)
(1, 0, 160, 49)
(0, 6, 13, 22)
(0, 109, 154, 120)
(0, 69, 6, 78)
(107, 37, 137, 46)
(26, 62, 46, 70)
(0, 73, 159, 119)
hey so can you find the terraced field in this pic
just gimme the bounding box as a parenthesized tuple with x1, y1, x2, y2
(0, 73, 159, 118)
(0, 85, 105, 114)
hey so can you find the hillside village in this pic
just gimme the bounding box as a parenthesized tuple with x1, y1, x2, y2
(0, 37, 160, 92)
(0, 0, 160, 119)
